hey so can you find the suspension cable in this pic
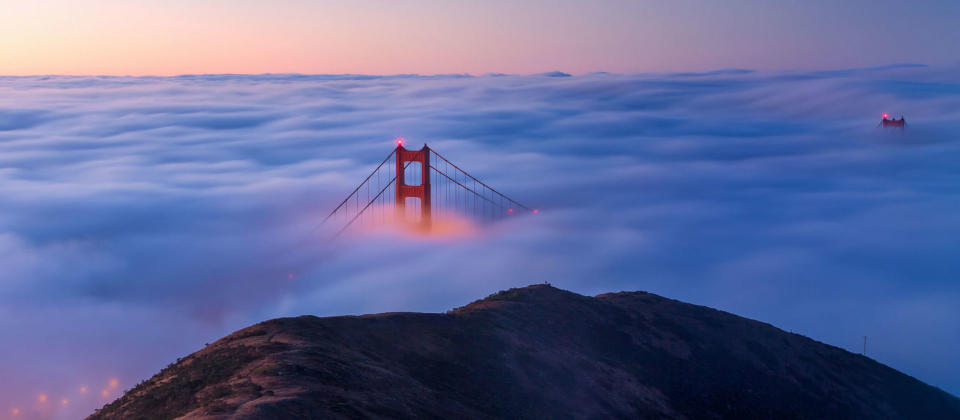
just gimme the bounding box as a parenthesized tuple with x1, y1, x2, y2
(429, 165, 501, 207)
(431, 150, 531, 210)
(335, 176, 398, 238)
(322, 149, 396, 224)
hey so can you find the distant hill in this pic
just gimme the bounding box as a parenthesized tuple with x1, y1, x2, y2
(89, 285, 960, 419)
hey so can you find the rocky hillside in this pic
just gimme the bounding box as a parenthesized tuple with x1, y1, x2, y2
(89, 285, 960, 419)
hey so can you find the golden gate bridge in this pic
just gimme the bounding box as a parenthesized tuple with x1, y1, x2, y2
(323, 138, 537, 236)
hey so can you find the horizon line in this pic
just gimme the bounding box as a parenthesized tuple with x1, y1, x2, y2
(0, 63, 931, 79)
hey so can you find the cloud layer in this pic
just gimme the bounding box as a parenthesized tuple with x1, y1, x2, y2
(2, 66, 960, 417)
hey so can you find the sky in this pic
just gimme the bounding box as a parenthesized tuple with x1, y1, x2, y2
(1, 65, 959, 418)
(1, 0, 959, 75)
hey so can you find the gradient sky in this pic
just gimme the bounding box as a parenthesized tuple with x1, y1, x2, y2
(1, 0, 959, 75)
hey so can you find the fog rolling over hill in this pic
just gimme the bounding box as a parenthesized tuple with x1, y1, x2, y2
(89, 285, 960, 419)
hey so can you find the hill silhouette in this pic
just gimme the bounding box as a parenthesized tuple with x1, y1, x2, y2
(89, 285, 960, 419)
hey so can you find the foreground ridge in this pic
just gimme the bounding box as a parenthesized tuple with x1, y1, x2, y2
(90, 285, 960, 419)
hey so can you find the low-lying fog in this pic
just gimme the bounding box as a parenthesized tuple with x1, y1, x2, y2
(1, 65, 959, 417)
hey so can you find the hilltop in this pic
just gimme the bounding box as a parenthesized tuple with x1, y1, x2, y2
(89, 285, 960, 419)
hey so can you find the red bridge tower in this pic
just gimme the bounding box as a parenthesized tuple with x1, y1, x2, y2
(395, 140, 431, 230)
(322, 139, 535, 237)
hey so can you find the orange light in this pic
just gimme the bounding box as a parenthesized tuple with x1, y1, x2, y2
(395, 137, 405, 147)
(109, 379, 118, 388)
(80, 386, 87, 393)
(62, 399, 68, 405)
(102, 390, 109, 397)
(38, 395, 47, 403)
(11, 408, 19, 415)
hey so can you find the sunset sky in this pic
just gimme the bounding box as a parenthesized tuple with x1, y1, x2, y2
(2, 0, 959, 76)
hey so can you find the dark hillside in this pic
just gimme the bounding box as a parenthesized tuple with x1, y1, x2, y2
(89, 285, 960, 419)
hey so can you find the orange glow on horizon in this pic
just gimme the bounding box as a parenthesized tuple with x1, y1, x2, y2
(0, 1, 956, 76)
(0, 2, 656, 76)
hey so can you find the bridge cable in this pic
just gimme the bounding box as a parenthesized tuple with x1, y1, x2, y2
(335, 176, 397, 238)
(321, 149, 396, 225)
(429, 165, 502, 208)
(431, 150, 531, 211)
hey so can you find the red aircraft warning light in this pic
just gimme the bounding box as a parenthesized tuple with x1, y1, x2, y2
(395, 137, 405, 147)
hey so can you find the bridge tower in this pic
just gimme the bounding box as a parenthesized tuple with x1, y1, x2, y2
(322, 140, 534, 237)
(395, 142, 431, 230)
